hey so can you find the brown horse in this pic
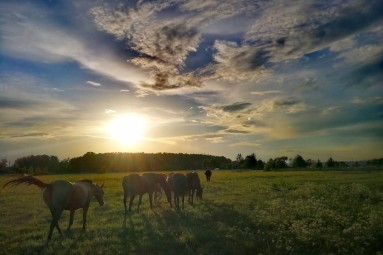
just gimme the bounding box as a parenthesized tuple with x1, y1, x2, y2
(122, 173, 171, 214)
(167, 173, 188, 209)
(186, 172, 203, 205)
(204, 170, 212, 182)
(3, 175, 104, 241)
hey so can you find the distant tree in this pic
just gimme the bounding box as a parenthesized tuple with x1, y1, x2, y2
(14, 155, 59, 174)
(234, 153, 244, 169)
(264, 156, 288, 170)
(0, 159, 7, 169)
(245, 153, 257, 169)
(326, 157, 335, 168)
(265, 159, 274, 171)
(292, 154, 307, 168)
(257, 159, 265, 169)
(316, 159, 323, 169)
(275, 156, 288, 169)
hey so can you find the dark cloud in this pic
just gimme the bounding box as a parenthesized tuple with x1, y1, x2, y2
(345, 53, 383, 87)
(222, 102, 252, 112)
(242, 119, 266, 128)
(10, 132, 50, 138)
(231, 47, 271, 71)
(273, 98, 300, 108)
(224, 129, 251, 134)
(308, 1, 383, 46)
(0, 97, 38, 109)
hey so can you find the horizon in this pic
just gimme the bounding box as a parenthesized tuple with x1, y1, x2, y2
(1, 0, 382, 163)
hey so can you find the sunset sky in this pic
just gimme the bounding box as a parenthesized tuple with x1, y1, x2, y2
(1, 0, 382, 162)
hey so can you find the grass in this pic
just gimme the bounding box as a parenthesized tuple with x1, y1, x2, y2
(1, 170, 383, 254)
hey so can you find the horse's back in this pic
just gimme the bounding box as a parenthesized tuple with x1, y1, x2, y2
(187, 172, 201, 188)
(43, 180, 72, 210)
(69, 181, 92, 209)
(122, 174, 144, 195)
(169, 174, 188, 195)
(141, 173, 160, 192)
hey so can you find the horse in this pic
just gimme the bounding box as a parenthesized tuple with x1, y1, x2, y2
(3, 175, 104, 241)
(204, 170, 212, 182)
(167, 173, 188, 209)
(122, 173, 171, 214)
(186, 172, 203, 205)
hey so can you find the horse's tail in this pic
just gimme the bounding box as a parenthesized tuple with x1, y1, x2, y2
(3, 175, 50, 190)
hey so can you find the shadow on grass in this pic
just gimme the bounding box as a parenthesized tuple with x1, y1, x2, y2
(119, 200, 274, 255)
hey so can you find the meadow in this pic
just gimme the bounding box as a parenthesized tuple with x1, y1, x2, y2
(1, 170, 383, 255)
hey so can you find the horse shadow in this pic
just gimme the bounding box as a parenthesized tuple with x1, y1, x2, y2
(119, 200, 272, 254)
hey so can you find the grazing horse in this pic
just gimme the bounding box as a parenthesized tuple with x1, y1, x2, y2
(3, 175, 104, 241)
(122, 173, 171, 214)
(186, 172, 203, 205)
(167, 173, 188, 209)
(204, 170, 212, 182)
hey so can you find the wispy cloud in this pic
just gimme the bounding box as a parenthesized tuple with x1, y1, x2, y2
(229, 141, 261, 148)
(86, 81, 102, 87)
(251, 90, 282, 96)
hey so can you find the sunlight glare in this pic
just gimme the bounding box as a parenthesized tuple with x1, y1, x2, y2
(106, 114, 147, 145)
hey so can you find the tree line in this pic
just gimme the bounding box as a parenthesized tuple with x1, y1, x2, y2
(1, 152, 382, 175)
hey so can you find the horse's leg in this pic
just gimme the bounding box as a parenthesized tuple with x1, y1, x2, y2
(67, 209, 75, 231)
(48, 218, 55, 241)
(123, 192, 128, 214)
(181, 195, 185, 210)
(82, 206, 89, 230)
(129, 195, 135, 212)
(148, 192, 153, 209)
(137, 194, 143, 212)
(191, 189, 195, 206)
(47, 209, 62, 241)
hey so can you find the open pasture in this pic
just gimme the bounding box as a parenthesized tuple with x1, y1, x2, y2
(1, 170, 383, 255)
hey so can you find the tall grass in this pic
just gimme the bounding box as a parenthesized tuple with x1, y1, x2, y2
(1, 170, 383, 254)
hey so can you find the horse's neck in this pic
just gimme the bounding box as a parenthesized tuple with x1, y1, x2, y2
(77, 182, 95, 197)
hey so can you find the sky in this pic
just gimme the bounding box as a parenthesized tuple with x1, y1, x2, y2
(1, 0, 382, 163)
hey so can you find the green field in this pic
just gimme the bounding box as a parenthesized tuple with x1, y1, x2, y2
(1, 170, 383, 255)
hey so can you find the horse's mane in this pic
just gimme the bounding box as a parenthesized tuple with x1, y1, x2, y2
(77, 179, 93, 184)
(3, 175, 49, 190)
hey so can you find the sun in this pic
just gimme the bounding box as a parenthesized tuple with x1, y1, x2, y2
(106, 114, 147, 145)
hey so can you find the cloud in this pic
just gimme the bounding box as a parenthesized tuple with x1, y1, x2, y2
(229, 141, 261, 148)
(251, 90, 282, 96)
(352, 97, 383, 105)
(246, 0, 383, 62)
(0, 97, 39, 109)
(224, 129, 251, 134)
(9, 133, 51, 139)
(0, 2, 147, 87)
(321, 106, 343, 115)
(222, 102, 252, 112)
(91, 2, 203, 90)
(271, 98, 310, 114)
(104, 109, 116, 114)
(86, 81, 102, 86)
(198, 40, 272, 82)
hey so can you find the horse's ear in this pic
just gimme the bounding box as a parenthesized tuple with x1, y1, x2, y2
(101, 183, 104, 188)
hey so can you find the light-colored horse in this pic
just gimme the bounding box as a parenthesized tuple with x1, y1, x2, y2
(3, 175, 104, 241)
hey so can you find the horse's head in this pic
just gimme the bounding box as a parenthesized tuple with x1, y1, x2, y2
(93, 183, 105, 206)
